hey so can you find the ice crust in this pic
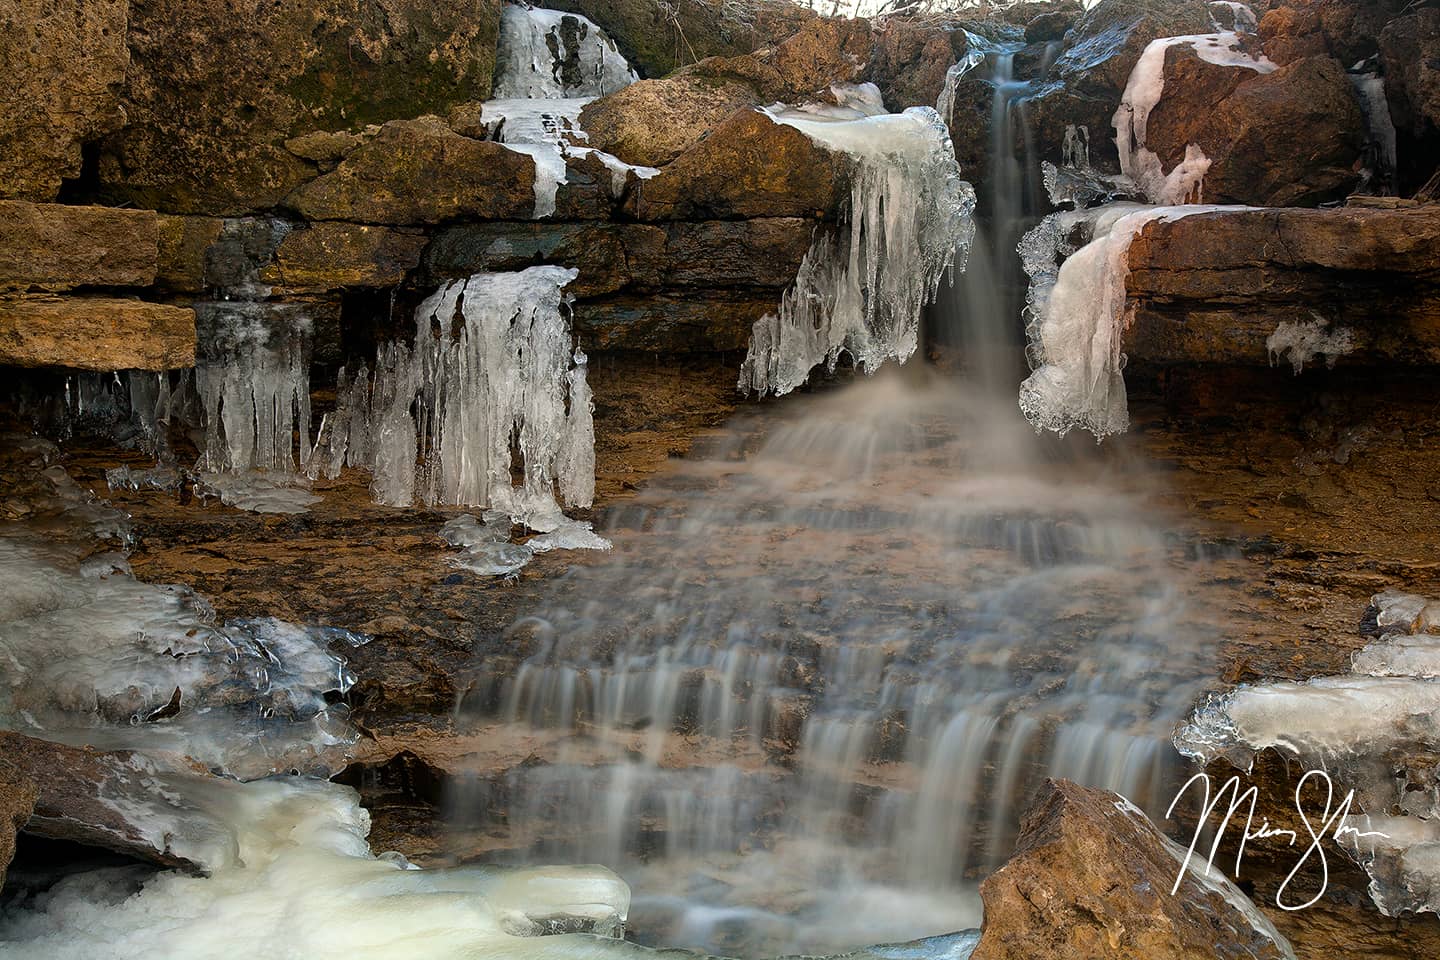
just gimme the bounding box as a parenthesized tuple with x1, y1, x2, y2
(738, 105, 976, 397)
(493, 5, 637, 100)
(438, 511, 611, 577)
(1175, 588, 1440, 917)
(1017, 203, 1249, 439)
(1112, 32, 1274, 205)
(1266, 317, 1356, 373)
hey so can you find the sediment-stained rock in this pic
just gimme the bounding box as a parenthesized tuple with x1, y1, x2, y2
(625, 110, 843, 221)
(972, 778, 1293, 960)
(1124, 206, 1440, 366)
(0, 760, 36, 890)
(0, 0, 130, 202)
(0, 296, 196, 371)
(0, 202, 158, 293)
(263, 223, 428, 293)
(286, 119, 537, 225)
(99, 0, 503, 214)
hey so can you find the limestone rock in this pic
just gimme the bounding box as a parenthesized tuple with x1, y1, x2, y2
(263, 223, 427, 293)
(0, 0, 129, 202)
(99, 0, 503, 214)
(0, 296, 196, 371)
(0, 760, 36, 890)
(625, 110, 843, 221)
(0, 202, 158, 293)
(972, 779, 1292, 960)
(574, 293, 778, 353)
(0, 731, 230, 873)
(537, 0, 815, 79)
(286, 119, 537, 225)
(155, 215, 226, 294)
(1144, 52, 1363, 207)
(1124, 206, 1440, 366)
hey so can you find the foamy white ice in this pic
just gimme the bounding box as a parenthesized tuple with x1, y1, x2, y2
(493, 5, 637, 100)
(738, 103, 976, 397)
(1266, 316, 1355, 373)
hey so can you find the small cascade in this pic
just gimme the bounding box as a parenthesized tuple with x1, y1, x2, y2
(738, 88, 976, 398)
(1348, 57, 1399, 196)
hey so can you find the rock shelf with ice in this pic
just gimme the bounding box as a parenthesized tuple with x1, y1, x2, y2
(739, 94, 976, 397)
(1175, 588, 1440, 917)
(1113, 31, 1274, 205)
(1018, 203, 1249, 440)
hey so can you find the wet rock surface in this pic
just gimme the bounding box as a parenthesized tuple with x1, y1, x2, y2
(971, 779, 1292, 960)
(0, 762, 37, 890)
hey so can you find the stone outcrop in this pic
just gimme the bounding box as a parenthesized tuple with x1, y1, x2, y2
(0, 0, 130, 202)
(864, 19, 973, 111)
(263, 223, 429, 293)
(0, 202, 159, 292)
(972, 779, 1292, 960)
(0, 732, 228, 873)
(1258, 0, 1411, 68)
(1143, 52, 1363, 207)
(625, 110, 844, 221)
(0, 760, 37, 890)
(98, 0, 503, 214)
(0, 297, 196, 371)
(1124, 206, 1440, 366)
(286, 118, 537, 225)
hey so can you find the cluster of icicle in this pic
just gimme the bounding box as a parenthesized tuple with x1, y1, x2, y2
(738, 85, 977, 398)
(307, 266, 597, 531)
(1175, 589, 1440, 918)
(1112, 24, 1274, 205)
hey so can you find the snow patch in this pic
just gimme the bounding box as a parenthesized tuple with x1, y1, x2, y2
(1265, 316, 1355, 373)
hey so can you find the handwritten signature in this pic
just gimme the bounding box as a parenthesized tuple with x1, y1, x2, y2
(1164, 770, 1389, 911)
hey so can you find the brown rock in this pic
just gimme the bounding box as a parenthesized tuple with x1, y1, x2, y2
(972, 779, 1292, 960)
(574, 292, 777, 353)
(0, 760, 37, 889)
(421, 222, 640, 297)
(0, 202, 158, 292)
(284, 130, 366, 167)
(865, 20, 971, 111)
(155, 215, 225, 294)
(262, 223, 428, 293)
(0, 731, 229, 873)
(0, 0, 129, 201)
(1124, 206, 1440, 366)
(286, 118, 537, 225)
(99, 0, 503, 214)
(1144, 52, 1363, 207)
(626, 110, 843, 221)
(1379, 9, 1440, 190)
(537, 0, 815, 79)
(1259, 0, 1410, 68)
(0, 296, 196, 371)
(631, 219, 815, 289)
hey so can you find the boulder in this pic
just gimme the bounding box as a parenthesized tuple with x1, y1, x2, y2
(262, 223, 428, 293)
(1124, 206, 1440, 366)
(536, 0, 815, 79)
(0, 760, 36, 889)
(0, 296, 196, 371)
(972, 779, 1292, 960)
(580, 16, 873, 169)
(0, 0, 129, 202)
(0, 202, 158, 292)
(864, 20, 972, 111)
(1143, 52, 1363, 206)
(0, 732, 231, 873)
(625, 110, 843, 221)
(286, 118, 537, 225)
(98, 0, 503, 214)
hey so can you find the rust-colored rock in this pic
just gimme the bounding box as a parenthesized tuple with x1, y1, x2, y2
(865, 19, 972, 111)
(286, 118, 537, 225)
(972, 779, 1292, 960)
(0, 296, 196, 371)
(0, 0, 129, 202)
(1125, 206, 1440, 366)
(0, 202, 159, 292)
(99, 0, 503, 214)
(262, 223, 428, 293)
(0, 759, 36, 890)
(1258, 0, 1410, 68)
(1144, 52, 1363, 207)
(626, 110, 843, 221)
(155, 215, 225, 295)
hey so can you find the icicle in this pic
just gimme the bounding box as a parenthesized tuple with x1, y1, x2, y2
(935, 34, 988, 123)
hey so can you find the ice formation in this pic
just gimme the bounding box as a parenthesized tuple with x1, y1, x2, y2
(492, 5, 637, 100)
(1265, 316, 1355, 373)
(0, 775, 636, 959)
(1175, 589, 1440, 917)
(935, 38, 987, 122)
(439, 511, 610, 577)
(1041, 126, 1134, 210)
(1207, 1, 1259, 34)
(345, 267, 597, 527)
(0, 459, 368, 780)
(1018, 203, 1247, 439)
(738, 105, 976, 397)
(1113, 32, 1275, 205)
(1349, 62, 1399, 196)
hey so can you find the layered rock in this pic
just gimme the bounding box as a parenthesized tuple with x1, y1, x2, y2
(0, 0, 129, 202)
(0, 297, 195, 371)
(97, 0, 503, 214)
(972, 778, 1293, 960)
(0, 202, 159, 292)
(1124, 206, 1440, 366)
